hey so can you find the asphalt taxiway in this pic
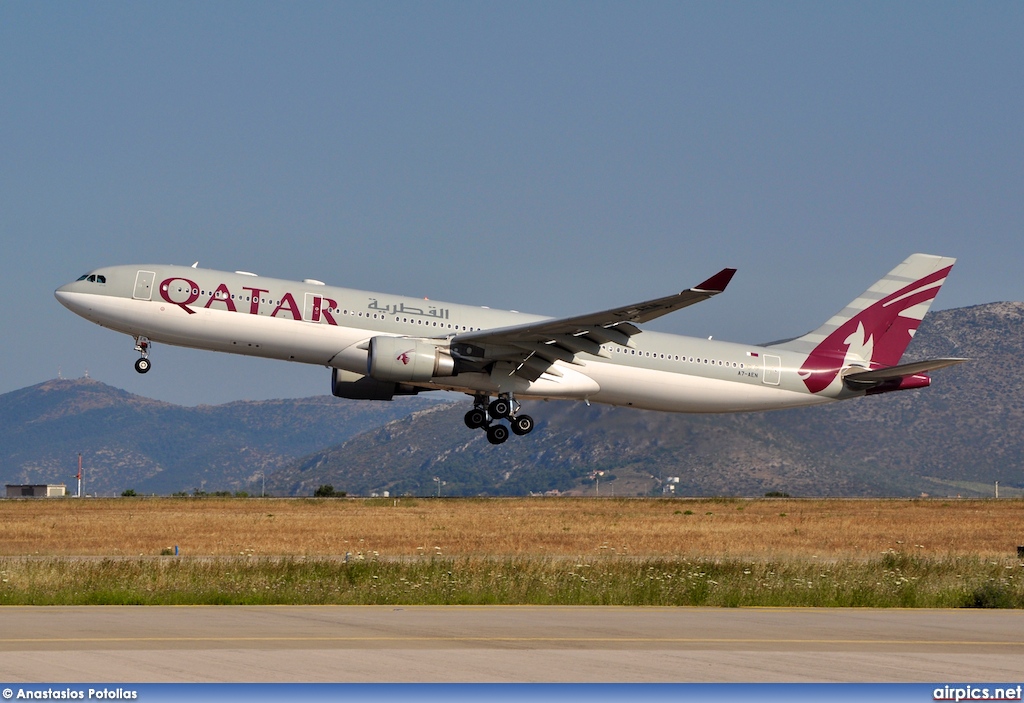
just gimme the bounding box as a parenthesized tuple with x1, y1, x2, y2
(0, 606, 1021, 682)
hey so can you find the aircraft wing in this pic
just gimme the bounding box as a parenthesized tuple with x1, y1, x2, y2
(450, 268, 736, 381)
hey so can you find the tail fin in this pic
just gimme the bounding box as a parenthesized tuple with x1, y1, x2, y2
(770, 253, 956, 393)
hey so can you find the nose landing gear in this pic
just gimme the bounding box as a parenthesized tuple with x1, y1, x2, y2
(465, 393, 534, 444)
(133, 336, 152, 374)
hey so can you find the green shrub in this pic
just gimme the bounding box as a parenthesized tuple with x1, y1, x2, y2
(964, 582, 1020, 609)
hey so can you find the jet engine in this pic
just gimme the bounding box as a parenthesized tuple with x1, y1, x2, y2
(367, 336, 456, 383)
(331, 368, 420, 401)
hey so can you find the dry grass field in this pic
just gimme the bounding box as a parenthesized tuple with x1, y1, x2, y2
(2, 496, 1022, 559)
(2, 498, 1023, 606)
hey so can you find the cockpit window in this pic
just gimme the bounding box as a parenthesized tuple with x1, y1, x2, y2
(78, 274, 107, 284)
(97, 275, 106, 283)
(77, 274, 89, 281)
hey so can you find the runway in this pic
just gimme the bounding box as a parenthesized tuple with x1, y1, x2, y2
(0, 606, 1021, 682)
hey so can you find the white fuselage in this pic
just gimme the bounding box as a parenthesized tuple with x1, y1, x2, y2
(55, 264, 850, 412)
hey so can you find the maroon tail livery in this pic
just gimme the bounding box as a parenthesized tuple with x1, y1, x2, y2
(769, 254, 959, 394)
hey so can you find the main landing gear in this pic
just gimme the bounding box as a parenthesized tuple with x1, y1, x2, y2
(463, 393, 535, 445)
(133, 336, 151, 374)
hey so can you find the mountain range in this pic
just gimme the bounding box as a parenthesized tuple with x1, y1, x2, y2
(0, 379, 433, 495)
(2, 302, 1021, 497)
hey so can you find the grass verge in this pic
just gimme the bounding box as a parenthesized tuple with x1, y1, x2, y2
(1, 554, 1021, 607)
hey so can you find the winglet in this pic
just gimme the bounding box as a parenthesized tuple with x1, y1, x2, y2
(693, 268, 737, 293)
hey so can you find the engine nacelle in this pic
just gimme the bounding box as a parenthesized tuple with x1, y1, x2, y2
(331, 368, 421, 401)
(367, 336, 456, 383)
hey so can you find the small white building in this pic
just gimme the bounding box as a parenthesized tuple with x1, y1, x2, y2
(5, 484, 67, 498)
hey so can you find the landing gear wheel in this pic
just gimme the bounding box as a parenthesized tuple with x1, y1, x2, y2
(486, 424, 509, 445)
(464, 408, 488, 429)
(134, 358, 151, 374)
(511, 414, 535, 436)
(489, 398, 512, 419)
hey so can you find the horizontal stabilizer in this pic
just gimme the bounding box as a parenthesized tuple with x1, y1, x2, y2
(844, 358, 967, 384)
(843, 358, 966, 394)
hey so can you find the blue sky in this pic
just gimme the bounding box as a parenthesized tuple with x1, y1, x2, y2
(2, 2, 1021, 405)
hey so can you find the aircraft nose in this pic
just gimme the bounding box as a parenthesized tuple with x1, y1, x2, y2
(54, 287, 72, 308)
(54, 284, 84, 312)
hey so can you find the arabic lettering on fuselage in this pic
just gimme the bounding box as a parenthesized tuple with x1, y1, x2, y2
(155, 276, 451, 325)
(367, 298, 449, 319)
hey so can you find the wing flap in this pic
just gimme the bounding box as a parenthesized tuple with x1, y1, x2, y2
(550, 333, 607, 357)
(510, 355, 563, 382)
(581, 325, 632, 346)
(511, 341, 582, 365)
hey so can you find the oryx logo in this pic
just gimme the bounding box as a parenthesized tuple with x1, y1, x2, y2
(798, 265, 951, 393)
(397, 351, 412, 365)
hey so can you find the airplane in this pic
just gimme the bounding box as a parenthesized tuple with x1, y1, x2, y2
(55, 253, 965, 445)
